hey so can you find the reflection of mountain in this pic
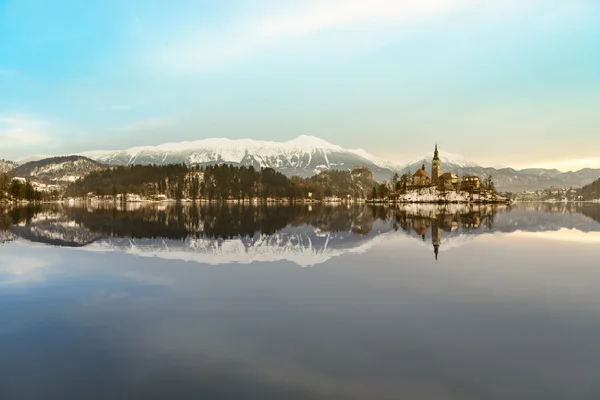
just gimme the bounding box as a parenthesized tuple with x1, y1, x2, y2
(75, 205, 391, 267)
(1, 203, 599, 266)
(9, 212, 103, 247)
(87, 224, 396, 267)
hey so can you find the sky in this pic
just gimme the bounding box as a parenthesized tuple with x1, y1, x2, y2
(1, 0, 599, 171)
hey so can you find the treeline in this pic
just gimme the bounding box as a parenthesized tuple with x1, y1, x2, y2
(579, 178, 600, 200)
(0, 174, 55, 202)
(65, 164, 375, 200)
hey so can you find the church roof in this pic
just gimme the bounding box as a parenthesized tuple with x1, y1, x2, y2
(440, 172, 459, 179)
(413, 169, 430, 178)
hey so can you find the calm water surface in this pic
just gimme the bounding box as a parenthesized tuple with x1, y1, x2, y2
(1, 203, 600, 399)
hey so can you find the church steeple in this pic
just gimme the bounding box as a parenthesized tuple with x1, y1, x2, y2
(431, 143, 441, 185)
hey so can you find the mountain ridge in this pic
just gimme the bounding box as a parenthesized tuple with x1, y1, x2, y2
(77, 135, 398, 181)
(10, 156, 105, 184)
(4, 136, 600, 192)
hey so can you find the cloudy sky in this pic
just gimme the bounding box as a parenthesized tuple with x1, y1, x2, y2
(1, 0, 599, 170)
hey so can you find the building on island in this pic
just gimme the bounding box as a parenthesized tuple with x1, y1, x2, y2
(461, 176, 481, 190)
(351, 166, 374, 180)
(400, 145, 483, 192)
(412, 164, 431, 186)
(439, 172, 459, 189)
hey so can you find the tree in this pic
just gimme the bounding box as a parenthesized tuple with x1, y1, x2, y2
(10, 180, 22, 200)
(392, 173, 400, 191)
(484, 175, 495, 192)
(377, 183, 390, 199)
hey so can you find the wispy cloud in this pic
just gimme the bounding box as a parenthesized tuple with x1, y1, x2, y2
(0, 115, 52, 151)
(146, 0, 473, 72)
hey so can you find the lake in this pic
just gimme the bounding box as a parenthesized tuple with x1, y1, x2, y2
(1, 203, 600, 399)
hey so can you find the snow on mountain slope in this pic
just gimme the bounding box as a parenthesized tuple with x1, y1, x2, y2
(80, 229, 402, 267)
(347, 148, 402, 171)
(10, 135, 600, 191)
(0, 159, 18, 174)
(407, 150, 480, 169)
(80, 135, 397, 180)
(10, 156, 105, 184)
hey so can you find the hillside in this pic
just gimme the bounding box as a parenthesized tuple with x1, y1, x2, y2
(10, 156, 105, 184)
(65, 164, 375, 201)
(0, 159, 17, 174)
(578, 178, 600, 201)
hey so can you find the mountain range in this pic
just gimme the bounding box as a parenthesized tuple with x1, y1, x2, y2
(80, 135, 399, 180)
(4, 136, 600, 192)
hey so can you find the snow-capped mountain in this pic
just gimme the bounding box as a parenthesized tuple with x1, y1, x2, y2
(10, 156, 105, 184)
(80, 135, 398, 181)
(6, 135, 600, 191)
(0, 159, 17, 174)
(406, 150, 479, 170)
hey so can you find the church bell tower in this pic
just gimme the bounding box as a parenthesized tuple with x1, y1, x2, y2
(432, 144, 440, 185)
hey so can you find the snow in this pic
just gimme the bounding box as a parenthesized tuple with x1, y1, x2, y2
(395, 187, 506, 203)
(78, 135, 400, 172)
(77, 228, 403, 267)
(13, 136, 491, 179)
(407, 150, 479, 168)
(85, 136, 341, 161)
(348, 148, 403, 170)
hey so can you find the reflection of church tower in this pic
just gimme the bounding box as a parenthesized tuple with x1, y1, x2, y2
(432, 144, 440, 186)
(432, 219, 441, 260)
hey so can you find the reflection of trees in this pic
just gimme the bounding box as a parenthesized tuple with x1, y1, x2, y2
(0, 205, 47, 230)
(1, 203, 496, 242)
(4, 202, 598, 248)
(581, 204, 600, 224)
(55, 204, 376, 240)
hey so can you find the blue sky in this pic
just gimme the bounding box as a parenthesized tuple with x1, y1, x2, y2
(1, 0, 599, 170)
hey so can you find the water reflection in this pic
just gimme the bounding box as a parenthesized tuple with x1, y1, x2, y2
(2, 203, 600, 266)
(2, 203, 600, 399)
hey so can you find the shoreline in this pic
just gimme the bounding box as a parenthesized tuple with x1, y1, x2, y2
(2, 198, 600, 206)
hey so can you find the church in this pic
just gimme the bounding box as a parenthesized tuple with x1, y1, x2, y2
(404, 145, 479, 190)
(409, 144, 441, 187)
